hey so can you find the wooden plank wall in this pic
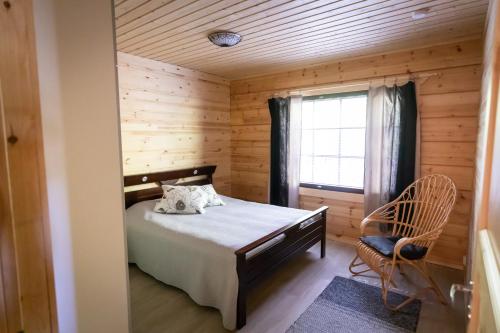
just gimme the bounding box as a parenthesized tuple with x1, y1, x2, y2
(0, 1, 57, 331)
(230, 39, 483, 268)
(473, 0, 500, 250)
(468, 2, 500, 329)
(419, 65, 481, 267)
(117, 52, 231, 194)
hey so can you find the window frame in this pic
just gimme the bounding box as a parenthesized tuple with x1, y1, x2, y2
(299, 90, 368, 194)
(299, 182, 364, 194)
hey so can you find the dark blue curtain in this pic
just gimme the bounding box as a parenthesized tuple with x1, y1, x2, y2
(389, 81, 418, 202)
(268, 97, 290, 207)
(380, 81, 418, 233)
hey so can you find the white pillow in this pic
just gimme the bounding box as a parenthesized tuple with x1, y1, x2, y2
(154, 185, 208, 214)
(199, 184, 225, 207)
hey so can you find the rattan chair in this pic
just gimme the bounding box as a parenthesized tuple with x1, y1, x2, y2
(349, 174, 457, 310)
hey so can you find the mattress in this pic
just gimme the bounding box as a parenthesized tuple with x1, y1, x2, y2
(126, 195, 311, 330)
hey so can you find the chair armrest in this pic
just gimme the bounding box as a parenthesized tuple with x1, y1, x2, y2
(360, 218, 396, 236)
(360, 200, 399, 236)
(393, 230, 442, 260)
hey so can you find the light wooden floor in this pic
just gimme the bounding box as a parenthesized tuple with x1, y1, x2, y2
(128, 240, 466, 333)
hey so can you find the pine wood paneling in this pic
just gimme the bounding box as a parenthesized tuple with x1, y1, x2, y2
(420, 117, 478, 142)
(117, 52, 231, 194)
(418, 63, 480, 268)
(113, 0, 487, 79)
(471, 0, 500, 251)
(230, 39, 482, 269)
(468, 0, 500, 329)
(421, 142, 476, 167)
(299, 188, 365, 241)
(231, 39, 483, 94)
(0, 1, 56, 331)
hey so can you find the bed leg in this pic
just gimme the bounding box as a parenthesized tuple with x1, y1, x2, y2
(236, 254, 247, 329)
(321, 237, 326, 258)
(236, 284, 246, 329)
(320, 211, 327, 258)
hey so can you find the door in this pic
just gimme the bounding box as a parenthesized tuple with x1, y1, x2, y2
(468, 230, 500, 332)
(0, 1, 57, 332)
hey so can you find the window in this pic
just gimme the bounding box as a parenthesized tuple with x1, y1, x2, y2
(300, 91, 367, 193)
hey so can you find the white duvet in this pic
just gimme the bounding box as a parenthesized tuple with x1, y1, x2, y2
(126, 195, 310, 330)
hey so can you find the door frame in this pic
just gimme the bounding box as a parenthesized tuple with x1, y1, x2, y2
(0, 1, 57, 332)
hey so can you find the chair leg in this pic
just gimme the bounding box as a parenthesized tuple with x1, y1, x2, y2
(417, 262, 448, 305)
(381, 263, 419, 311)
(350, 254, 399, 289)
(381, 273, 388, 305)
(349, 255, 373, 276)
(384, 291, 420, 311)
(384, 261, 448, 310)
(397, 263, 405, 275)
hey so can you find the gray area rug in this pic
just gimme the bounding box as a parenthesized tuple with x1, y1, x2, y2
(286, 276, 421, 333)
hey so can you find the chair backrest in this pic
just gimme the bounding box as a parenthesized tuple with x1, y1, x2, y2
(391, 174, 457, 247)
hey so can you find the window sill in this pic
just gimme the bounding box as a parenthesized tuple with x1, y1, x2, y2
(300, 183, 364, 194)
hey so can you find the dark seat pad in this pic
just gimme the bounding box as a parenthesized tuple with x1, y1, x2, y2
(360, 235, 428, 260)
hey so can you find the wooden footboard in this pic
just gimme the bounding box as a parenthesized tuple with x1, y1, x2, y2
(234, 206, 328, 329)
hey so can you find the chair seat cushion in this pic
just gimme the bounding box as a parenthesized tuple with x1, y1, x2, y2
(360, 236, 428, 260)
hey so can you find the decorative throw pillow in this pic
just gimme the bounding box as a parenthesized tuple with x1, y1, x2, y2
(199, 184, 225, 207)
(154, 185, 208, 214)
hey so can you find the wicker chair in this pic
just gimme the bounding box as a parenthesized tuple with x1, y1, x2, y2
(349, 174, 457, 310)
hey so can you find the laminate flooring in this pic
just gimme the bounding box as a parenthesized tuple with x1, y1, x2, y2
(129, 240, 466, 333)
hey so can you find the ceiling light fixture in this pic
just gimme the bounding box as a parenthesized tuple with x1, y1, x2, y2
(208, 31, 241, 47)
(412, 7, 430, 20)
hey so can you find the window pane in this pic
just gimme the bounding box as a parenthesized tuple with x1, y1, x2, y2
(314, 129, 339, 156)
(313, 157, 339, 185)
(341, 96, 367, 128)
(300, 156, 313, 183)
(301, 129, 313, 155)
(339, 158, 364, 188)
(301, 101, 314, 129)
(300, 92, 367, 190)
(313, 99, 340, 128)
(340, 129, 365, 157)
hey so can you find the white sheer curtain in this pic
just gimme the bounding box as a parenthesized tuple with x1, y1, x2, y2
(363, 83, 420, 217)
(364, 86, 395, 216)
(288, 95, 302, 208)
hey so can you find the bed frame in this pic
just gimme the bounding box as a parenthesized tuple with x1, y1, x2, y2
(124, 165, 328, 329)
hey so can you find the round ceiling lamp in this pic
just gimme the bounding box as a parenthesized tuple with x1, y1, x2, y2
(208, 31, 241, 47)
(412, 7, 430, 20)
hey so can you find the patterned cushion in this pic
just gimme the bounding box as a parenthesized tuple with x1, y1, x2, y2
(360, 235, 428, 260)
(154, 185, 208, 214)
(199, 184, 225, 207)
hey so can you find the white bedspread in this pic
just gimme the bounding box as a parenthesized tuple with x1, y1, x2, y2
(126, 195, 310, 330)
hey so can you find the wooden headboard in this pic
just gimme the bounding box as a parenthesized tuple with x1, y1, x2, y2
(124, 165, 216, 208)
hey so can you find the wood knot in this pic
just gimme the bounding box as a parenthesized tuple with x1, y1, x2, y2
(3, 1, 11, 9)
(7, 135, 18, 144)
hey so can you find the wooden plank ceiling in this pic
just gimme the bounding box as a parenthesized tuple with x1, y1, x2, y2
(114, 0, 488, 79)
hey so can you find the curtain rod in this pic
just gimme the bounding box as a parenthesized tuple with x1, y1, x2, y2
(285, 72, 438, 96)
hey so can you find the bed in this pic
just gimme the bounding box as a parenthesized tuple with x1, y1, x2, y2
(124, 166, 328, 330)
